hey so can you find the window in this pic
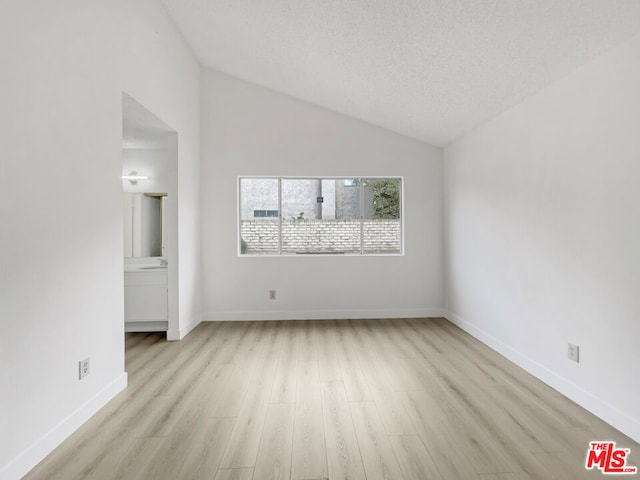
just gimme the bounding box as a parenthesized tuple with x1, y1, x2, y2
(253, 209, 279, 218)
(239, 177, 402, 255)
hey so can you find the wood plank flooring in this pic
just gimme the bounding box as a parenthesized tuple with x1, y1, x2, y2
(25, 318, 639, 480)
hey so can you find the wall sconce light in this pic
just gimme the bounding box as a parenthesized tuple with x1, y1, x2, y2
(122, 171, 150, 185)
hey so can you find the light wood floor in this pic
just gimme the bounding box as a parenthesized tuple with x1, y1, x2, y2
(26, 318, 638, 480)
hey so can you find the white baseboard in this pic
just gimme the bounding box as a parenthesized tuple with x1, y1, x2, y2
(167, 315, 201, 341)
(203, 307, 444, 322)
(179, 316, 201, 340)
(0, 373, 128, 480)
(444, 310, 640, 444)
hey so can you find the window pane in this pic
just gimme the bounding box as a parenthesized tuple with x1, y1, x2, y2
(281, 179, 361, 254)
(362, 178, 402, 254)
(240, 178, 279, 255)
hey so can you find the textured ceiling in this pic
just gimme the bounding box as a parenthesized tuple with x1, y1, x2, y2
(162, 0, 640, 146)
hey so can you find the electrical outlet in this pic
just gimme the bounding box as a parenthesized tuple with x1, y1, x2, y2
(269, 290, 276, 300)
(79, 357, 90, 379)
(567, 343, 579, 363)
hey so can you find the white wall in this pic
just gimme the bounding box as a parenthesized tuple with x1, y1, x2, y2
(444, 34, 640, 442)
(0, 1, 201, 478)
(201, 70, 443, 321)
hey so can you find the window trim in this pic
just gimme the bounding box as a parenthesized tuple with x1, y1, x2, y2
(238, 176, 404, 257)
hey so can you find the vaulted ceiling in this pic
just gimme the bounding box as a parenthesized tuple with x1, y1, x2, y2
(162, 0, 640, 146)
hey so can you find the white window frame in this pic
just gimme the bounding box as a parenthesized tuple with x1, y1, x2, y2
(238, 176, 404, 256)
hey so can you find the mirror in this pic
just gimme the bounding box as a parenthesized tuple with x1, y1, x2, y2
(123, 192, 167, 257)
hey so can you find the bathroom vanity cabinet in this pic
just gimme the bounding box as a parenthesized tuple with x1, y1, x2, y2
(124, 268, 168, 332)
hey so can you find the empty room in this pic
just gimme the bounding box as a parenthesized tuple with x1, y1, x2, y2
(2, 1, 639, 479)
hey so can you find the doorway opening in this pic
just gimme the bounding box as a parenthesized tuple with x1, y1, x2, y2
(122, 93, 178, 340)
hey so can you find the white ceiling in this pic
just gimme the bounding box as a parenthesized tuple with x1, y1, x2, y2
(162, 0, 640, 147)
